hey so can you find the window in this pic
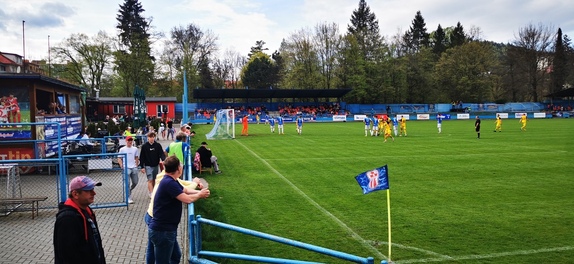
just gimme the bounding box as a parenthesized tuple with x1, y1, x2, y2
(113, 105, 126, 114)
(69, 96, 80, 114)
(157, 105, 168, 116)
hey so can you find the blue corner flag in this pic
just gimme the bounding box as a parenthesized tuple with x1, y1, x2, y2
(355, 165, 389, 194)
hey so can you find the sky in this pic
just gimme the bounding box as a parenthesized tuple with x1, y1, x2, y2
(1, 0, 573, 61)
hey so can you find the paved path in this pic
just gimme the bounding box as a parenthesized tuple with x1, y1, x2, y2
(0, 137, 188, 264)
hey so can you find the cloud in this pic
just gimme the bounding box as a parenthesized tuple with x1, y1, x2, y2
(22, 2, 76, 28)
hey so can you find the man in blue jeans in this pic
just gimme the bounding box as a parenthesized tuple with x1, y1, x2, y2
(148, 156, 210, 264)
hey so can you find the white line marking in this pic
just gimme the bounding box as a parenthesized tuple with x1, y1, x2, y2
(396, 246, 574, 263)
(235, 139, 387, 259)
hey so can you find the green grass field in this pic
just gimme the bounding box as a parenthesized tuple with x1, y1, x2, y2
(191, 118, 574, 264)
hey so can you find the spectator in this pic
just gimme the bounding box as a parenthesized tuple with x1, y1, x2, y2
(165, 132, 190, 166)
(196, 141, 222, 174)
(118, 136, 140, 204)
(79, 131, 97, 152)
(139, 132, 166, 197)
(148, 156, 210, 264)
(54, 176, 105, 264)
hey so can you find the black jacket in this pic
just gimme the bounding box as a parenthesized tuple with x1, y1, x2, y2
(54, 200, 106, 264)
(196, 146, 213, 167)
(139, 141, 165, 167)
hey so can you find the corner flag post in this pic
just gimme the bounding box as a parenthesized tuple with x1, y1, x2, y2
(355, 165, 392, 264)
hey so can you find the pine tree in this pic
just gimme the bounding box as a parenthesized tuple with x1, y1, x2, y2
(402, 11, 429, 53)
(450, 22, 466, 48)
(347, 0, 383, 60)
(432, 24, 447, 56)
(551, 28, 568, 94)
(115, 0, 154, 96)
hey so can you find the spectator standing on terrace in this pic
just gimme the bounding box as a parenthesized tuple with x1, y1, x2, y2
(475, 116, 481, 139)
(54, 176, 105, 264)
(363, 115, 371, 137)
(268, 116, 276, 133)
(118, 136, 139, 204)
(277, 116, 284, 134)
(148, 156, 210, 264)
(494, 114, 502, 132)
(399, 116, 407, 136)
(241, 115, 249, 136)
(196, 141, 222, 174)
(296, 116, 303, 135)
(437, 114, 443, 133)
(140, 132, 166, 197)
(519, 113, 527, 131)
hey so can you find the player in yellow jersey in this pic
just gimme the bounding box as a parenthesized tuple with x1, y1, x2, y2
(494, 114, 502, 132)
(383, 119, 394, 142)
(399, 116, 407, 136)
(519, 113, 527, 131)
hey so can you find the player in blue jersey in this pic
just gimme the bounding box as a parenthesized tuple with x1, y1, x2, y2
(269, 116, 276, 133)
(296, 116, 303, 135)
(276, 116, 284, 134)
(371, 116, 379, 136)
(391, 116, 399, 137)
(364, 116, 371, 136)
(437, 113, 443, 133)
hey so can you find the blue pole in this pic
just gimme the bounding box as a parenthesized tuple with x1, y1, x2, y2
(183, 70, 188, 125)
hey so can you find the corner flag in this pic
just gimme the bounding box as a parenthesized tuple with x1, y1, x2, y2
(355, 165, 389, 194)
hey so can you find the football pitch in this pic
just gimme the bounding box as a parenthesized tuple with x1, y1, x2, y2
(191, 118, 574, 263)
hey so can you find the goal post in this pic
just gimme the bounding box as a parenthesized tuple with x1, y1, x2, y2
(205, 109, 235, 140)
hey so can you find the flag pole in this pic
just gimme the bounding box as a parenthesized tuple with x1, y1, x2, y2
(387, 189, 392, 262)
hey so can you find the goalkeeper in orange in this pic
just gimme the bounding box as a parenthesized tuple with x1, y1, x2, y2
(494, 114, 502, 132)
(399, 116, 407, 136)
(519, 113, 527, 131)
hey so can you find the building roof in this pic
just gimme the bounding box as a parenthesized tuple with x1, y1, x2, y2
(0, 73, 85, 92)
(192, 88, 352, 99)
(94, 97, 177, 102)
(0, 54, 17, 65)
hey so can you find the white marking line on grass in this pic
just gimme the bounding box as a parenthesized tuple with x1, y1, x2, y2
(235, 139, 387, 259)
(266, 150, 568, 160)
(396, 246, 574, 264)
(236, 140, 450, 260)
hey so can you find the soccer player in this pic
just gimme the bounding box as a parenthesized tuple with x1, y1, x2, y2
(277, 116, 284, 134)
(296, 116, 303, 135)
(437, 113, 443, 133)
(392, 116, 399, 136)
(269, 116, 276, 133)
(364, 116, 372, 136)
(519, 113, 527, 131)
(494, 114, 502, 132)
(475, 116, 481, 139)
(383, 119, 394, 142)
(241, 115, 249, 136)
(371, 116, 379, 136)
(399, 116, 407, 136)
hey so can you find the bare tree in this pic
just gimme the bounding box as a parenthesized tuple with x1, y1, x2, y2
(512, 22, 554, 101)
(313, 22, 342, 89)
(51, 31, 114, 97)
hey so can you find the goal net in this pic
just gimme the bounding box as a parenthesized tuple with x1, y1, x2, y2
(205, 109, 235, 140)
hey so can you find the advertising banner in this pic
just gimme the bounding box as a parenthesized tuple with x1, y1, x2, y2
(417, 114, 430, 120)
(457, 113, 470, 119)
(496, 113, 509, 118)
(332, 115, 346, 122)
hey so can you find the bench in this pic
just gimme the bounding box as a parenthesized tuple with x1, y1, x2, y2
(0, 197, 48, 219)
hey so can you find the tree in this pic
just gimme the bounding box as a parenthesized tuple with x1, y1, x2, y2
(248, 40, 269, 58)
(402, 11, 429, 54)
(450, 22, 466, 48)
(314, 22, 342, 89)
(115, 0, 154, 96)
(347, 0, 384, 61)
(434, 42, 499, 102)
(551, 28, 568, 94)
(240, 52, 276, 89)
(51, 31, 114, 97)
(279, 28, 322, 89)
(431, 24, 447, 57)
(512, 22, 554, 101)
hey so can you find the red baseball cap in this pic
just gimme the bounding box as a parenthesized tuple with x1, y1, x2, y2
(126, 136, 133, 141)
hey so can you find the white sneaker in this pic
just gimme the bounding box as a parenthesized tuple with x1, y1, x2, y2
(128, 198, 134, 204)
